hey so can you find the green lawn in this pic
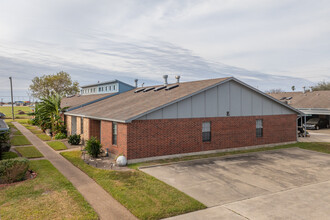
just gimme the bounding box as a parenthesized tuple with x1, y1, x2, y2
(1, 152, 18, 160)
(13, 130, 22, 135)
(298, 142, 330, 154)
(0, 106, 32, 119)
(36, 134, 51, 141)
(0, 160, 98, 219)
(61, 151, 205, 220)
(15, 146, 43, 158)
(30, 129, 44, 134)
(10, 135, 31, 146)
(47, 141, 67, 151)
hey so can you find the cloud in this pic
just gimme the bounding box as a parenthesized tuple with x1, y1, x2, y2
(0, 0, 328, 100)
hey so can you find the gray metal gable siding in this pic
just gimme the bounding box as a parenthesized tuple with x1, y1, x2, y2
(119, 82, 135, 93)
(136, 81, 295, 120)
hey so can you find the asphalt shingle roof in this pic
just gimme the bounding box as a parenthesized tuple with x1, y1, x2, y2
(66, 77, 230, 122)
(269, 91, 330, 109)
(61, 93, 112, 109)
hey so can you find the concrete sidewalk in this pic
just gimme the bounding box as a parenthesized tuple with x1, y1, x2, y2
(13, 122, 136, 220)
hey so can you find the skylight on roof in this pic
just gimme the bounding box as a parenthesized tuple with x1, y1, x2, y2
(165, 84, 179, 91)
(154, 86, 166, 91)
(143, 87, 155, 92)
(134, 88, 144, 93)
(286, 97, 292, 100)
(280, 97, 286, 100)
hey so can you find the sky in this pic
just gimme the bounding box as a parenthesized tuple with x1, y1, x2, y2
(0, 0, 329, 100)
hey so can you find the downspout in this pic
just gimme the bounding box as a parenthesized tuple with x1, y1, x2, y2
(304, 114, 307, 137)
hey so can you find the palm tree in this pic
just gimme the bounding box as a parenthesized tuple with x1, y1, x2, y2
(38, 94, 68, 135)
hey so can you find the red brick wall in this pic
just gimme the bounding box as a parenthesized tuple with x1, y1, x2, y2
(100, 121, 128, 157)
(89, 119, 101, 140)
(126, 114, 297, 159)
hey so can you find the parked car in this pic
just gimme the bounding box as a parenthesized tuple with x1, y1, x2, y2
(305, 118, 329, 130)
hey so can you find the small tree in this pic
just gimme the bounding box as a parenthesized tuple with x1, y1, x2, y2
(29, 71, 79, 99)
(85, 137, 102, 158)
(265, 88, 285, 94)
(291, 86, 295, 91)
(311, 81, 330, 91)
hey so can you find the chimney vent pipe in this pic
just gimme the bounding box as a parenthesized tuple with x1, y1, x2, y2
(163, 75, 168, 86)
(134, 79, 138, 88)
(175, 75, 180, 83)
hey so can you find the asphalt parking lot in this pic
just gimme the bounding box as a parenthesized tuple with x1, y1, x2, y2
(142, 148, 330, 219)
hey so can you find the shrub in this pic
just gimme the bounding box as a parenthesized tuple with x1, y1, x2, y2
(0, 158, 29, 184)
(55, 132, 67, 140)
(68, 134, 81, 145)
(0, 131, 11, 160)
(85, 137, 102, 158)
(28, 118, 39, 126)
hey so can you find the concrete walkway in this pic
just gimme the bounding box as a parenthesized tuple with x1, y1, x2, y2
(13, 122, 136, 220)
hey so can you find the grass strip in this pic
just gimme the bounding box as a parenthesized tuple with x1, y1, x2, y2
(0, 160, 98, 219)
(10, 135, 31, 146)
(61, 151, 205, 220)
(297, 142, 330, 154)
(47, 141, 67, 151)
(15, 146, 43, 158)
(30, 129, 44, 134)
(1, 151, 19, 160)
(36, 134, 51, 141)
(128, 142, 330, 169)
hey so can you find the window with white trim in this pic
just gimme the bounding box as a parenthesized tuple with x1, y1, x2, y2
(256, 119, 263, 137)
(112, 122, 117, 145)
(202, 122, 211, 142)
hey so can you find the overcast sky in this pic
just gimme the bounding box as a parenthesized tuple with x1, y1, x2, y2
(0, 0, 329, 99)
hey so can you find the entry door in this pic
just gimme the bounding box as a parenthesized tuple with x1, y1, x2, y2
(71, 116, 77, 135)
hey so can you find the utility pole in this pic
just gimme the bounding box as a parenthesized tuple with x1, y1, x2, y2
(9, 77, 14, 120)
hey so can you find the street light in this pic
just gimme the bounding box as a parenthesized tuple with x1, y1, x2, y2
(9, 77, 14, 120)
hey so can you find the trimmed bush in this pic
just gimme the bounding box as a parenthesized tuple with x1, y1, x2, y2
(68, 134, 81, 145)
(55, 132, 67, 140)
(85, 137, 102, 158)
(0, 131, 11, 160)
(0, 158, 29, 184)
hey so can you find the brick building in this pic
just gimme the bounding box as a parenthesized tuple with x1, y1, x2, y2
(63, 77, 301, 163)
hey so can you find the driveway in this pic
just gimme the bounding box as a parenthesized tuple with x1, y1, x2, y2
(141, 148, 330, 219)
(299, 128, 330, 142)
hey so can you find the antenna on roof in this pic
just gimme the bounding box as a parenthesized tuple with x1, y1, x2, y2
(134, 79, 138, 88)
(142, 82, 145, 87)
(163, 75, 168, 86)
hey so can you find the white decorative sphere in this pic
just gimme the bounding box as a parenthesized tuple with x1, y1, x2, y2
(116, 156, 127, 166)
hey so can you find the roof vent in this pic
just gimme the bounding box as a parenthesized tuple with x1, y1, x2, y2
(175, 75, 180, 83)
(165, 84, 179, 91)
(163, 75, 168, 86)
(154, 86, 166, 91)
(143, 87, 155, 92)
(134, 88, 144, 93)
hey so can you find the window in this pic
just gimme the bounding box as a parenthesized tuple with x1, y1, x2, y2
(112, 122, 117, 145)
(202, 122, 211, 142)
(93, 88, 96, 92)
(109, 86, 112, 91)
(105, 86, 107, 91)
(256, 119, 263, 137)
(80, 117, 84, 134)
(113, 85, 116, 90)
(99, 87, 101, 92)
